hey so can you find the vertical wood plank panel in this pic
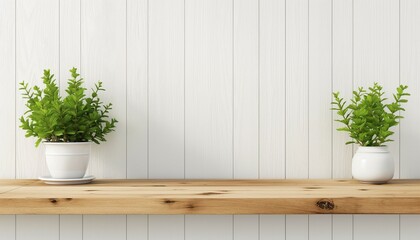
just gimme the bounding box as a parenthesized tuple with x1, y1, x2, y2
(127, 215, 148, 240)
(16, 0, 59, 178)
(401, 215, 420, 240)
(285, 0, 309, 179)
(233, 215, 259, 240)
(308, 0, 332, 179)
(0, 215, 15, 240)
(149, 216, 184, 240)
(60, 215, 82, 240)
(16, 0, 60, 238)
(82, 1, 127, 238)
(400, 0, 420, 238)
(400, 0, 420, 179)
(81, 0, 126, 179)
(185, 0, 233, 179)
(332, 0, 353, 179)
(353, 1, 400, 239)
(16, 215, 59, 240)
(149, 0, 186, 227)
(127, 0, 148, 179)
(354, 0, 400, 177)
(83, 215, 126, 240)
(309, 215, 332, 240)
(260, 215, 285, 240)
(308, 0, 332, 237)
(233, 0, 259, 179)
(285, 215, 308, 240)
(0, 0, 15, 179)
(149, 0, 184, 179)
(60, 0, 81, 84)
(332, 0, 354, 237)
(185, 0, 233, 239)
(186, 215, 233, 240)
(332, 215, 353, 240)
(59, 1, 83, 238)
(285, 0, 309, 238)
(259, 0, 286, 179)
(259, 0, 286, 236)
(354, 215, 399, 240)
(233, 0, 259, 237)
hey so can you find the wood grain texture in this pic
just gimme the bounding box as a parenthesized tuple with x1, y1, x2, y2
(259, 0, 287, 237)
(149, 0, 185, 179)
(59, 0, 80, 86)
(233, 0, 259, 238)
(127, 0, 148, 179)
(285, 0, 309, 179)
(259, 0, 286, 179)
(59, 2, 84, 239)
(353, 1, 400, 239)
(185, 0, 233, 179)
(2, 179, 420, 214)
(81, 0, 126, 179)
(16, 0, 59, 179)
(331, 0, 354, 238)
(233, 0, 259, 179)
(309, 0, 332, 179)
(400, 0, 420, 238)
(400, 0, 420, 179)
(15, 1, 60, 239)
(0, 0, 15, 179)
(332, 0, 353, 179)
(3, 0, 420, 239)
(285, 1, 309, 237)
(81, 1, 127, 239)
(308, 0, 333, 235)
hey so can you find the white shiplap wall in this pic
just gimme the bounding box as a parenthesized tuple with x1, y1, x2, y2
(1, 0, 420, 239)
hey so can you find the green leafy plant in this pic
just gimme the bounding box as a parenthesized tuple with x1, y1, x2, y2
(332, 83, 409, 146)
(19, 68, 117, 147)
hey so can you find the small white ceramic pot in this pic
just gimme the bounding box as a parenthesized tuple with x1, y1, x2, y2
(352, 146, 394, 184)
(44, 142, 91, 179)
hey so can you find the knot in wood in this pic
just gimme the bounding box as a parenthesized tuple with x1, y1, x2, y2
(316, 199, 334, 210)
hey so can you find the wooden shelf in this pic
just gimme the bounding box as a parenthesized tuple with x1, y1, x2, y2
(1, 179, 420, 214)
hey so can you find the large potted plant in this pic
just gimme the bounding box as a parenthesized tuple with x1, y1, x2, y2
(19, 68, 117, 180)
(332, 83, 409, 183)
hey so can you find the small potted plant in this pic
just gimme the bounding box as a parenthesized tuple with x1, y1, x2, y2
(19, 68, 117, 180)
(332, 83, 409, 183)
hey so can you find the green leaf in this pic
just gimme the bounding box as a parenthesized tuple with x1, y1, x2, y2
(18, 68, 118, 147)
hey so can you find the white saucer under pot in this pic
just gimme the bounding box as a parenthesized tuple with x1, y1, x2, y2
(39, 175, 95, 185)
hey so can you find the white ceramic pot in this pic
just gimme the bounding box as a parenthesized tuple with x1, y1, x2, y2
(44, 142, 91, 179)
(352, 146, 394, 184)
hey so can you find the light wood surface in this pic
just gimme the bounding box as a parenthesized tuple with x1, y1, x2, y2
(1, 179, 420, 215)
